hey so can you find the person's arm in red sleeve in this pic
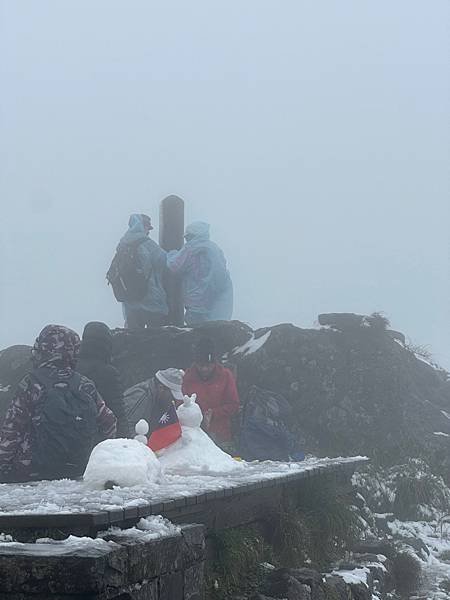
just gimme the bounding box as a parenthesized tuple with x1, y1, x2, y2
(213, 369, 240, 418)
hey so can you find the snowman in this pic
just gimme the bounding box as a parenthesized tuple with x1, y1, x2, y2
(83, 436, 162, 489)
(158, 394, 244, 474)
(134, 419, 150, 445)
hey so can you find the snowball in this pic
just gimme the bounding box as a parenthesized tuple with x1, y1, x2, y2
(158, 426, 243, 474)
(135, 419, 149, 435)
(177, 394, 203, 428)
(83, 439, 162, 489)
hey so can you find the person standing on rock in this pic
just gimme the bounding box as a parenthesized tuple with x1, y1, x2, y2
(76, 322, 128, 438)
(166, 221, 233, 325)
(107, 214, 168, 329)
(182, 337, 239, 452)
(0, 325, 117, 483)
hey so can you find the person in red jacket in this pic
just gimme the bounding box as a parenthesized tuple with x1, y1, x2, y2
(183, 338, 239, 450)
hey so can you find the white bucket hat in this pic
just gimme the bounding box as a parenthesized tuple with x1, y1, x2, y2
(155, 368, 185, 401)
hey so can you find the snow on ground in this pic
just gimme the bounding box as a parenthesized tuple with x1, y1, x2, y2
(232, 330, 271, 356)
(0, 516, 180, 556)
(98, 515, 180, 542)
(0, 456, 365, 516)
(0, 534, 116, 556)
(388, 519, 450, 599)
(330, 566, 369, 586)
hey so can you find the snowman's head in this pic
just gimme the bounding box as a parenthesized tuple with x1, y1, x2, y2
(177, 393, 203, 428)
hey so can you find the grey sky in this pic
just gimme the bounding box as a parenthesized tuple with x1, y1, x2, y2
(1, 1, 449, 367)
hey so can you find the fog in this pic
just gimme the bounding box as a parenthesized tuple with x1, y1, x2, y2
(1, 1, 449, 367)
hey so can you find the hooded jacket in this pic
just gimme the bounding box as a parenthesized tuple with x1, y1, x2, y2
(77, 322, 128, 438)
(119, 214, 169, 316)
(166, 222, 233, 323)
(0, 325, 117, 482)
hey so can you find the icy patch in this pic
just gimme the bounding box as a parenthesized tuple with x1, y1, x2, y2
(83, 438, 162, 489)
(233, 330, 271, 356)
(0, 385, 11, 392)
(441, 411, 450, 421)
(434, 432, 450, 438)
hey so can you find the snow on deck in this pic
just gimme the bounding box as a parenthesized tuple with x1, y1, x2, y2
(0, 456, 365, 516)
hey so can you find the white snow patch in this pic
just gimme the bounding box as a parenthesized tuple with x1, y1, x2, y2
(388, 519, 450, 598)
(330, 567, 369, 586)
(99, 516, 180, 541)
(441, 410, 450, 421)
(233, 331, 271, 356)
(433, 432, 450, 438)
(83, 438, 162, 489)
(0, 385, 11, 392)
(0, 535, 117, 556)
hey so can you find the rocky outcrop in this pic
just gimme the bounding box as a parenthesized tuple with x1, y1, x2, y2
(1, 315, 449, 472)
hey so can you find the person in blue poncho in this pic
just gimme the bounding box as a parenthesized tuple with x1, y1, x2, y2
(117, 214, 169, 328)
(166, 221, 233, 325)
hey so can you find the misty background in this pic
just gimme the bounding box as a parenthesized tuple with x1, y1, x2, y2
(1, 1, 449, 368)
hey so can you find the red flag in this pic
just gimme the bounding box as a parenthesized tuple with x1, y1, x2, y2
(148, 401, 182, 452)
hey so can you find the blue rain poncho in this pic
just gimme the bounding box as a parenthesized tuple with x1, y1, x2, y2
(166, 221, 233, 325)
(119, 214, 168, 317)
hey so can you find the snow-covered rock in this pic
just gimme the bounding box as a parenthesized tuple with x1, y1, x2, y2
(83, 438, 162, 489)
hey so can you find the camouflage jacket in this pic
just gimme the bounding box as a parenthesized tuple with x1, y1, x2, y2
(0, 366, 117, 477)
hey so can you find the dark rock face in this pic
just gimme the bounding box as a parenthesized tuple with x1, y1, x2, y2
(1, 316, 449, 470)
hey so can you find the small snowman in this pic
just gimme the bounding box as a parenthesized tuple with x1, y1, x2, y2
(158, 394, 244, 474)
(134, 419, 149, 445)
(177, 393, 203, 428)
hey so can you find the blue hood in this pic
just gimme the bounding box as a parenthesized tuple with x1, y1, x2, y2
(120, 214, 149, 246)
(185, 221, 210, 243)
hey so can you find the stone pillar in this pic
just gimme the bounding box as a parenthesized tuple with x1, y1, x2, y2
(159, 195, 185, 326)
